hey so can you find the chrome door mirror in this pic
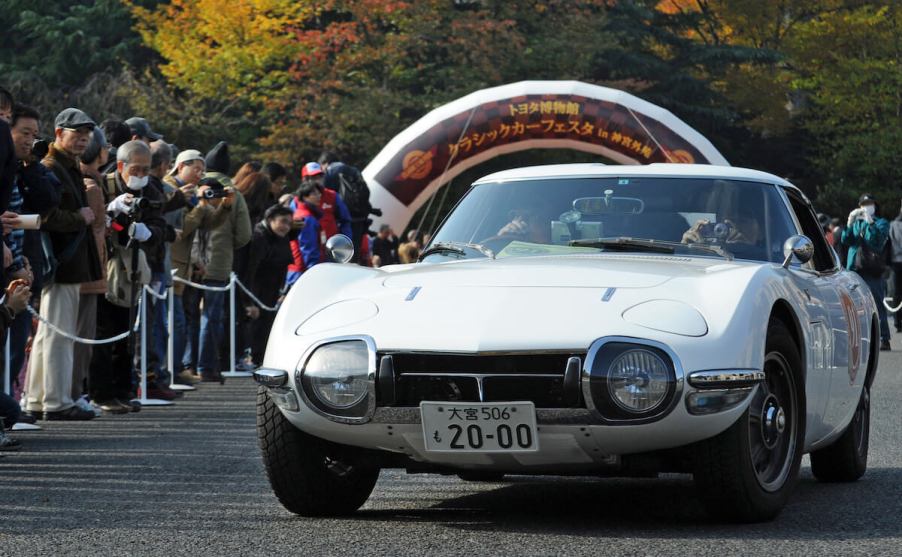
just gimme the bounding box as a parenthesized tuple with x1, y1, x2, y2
(325, 234, 354, 264)
(782, 235, 814, 268)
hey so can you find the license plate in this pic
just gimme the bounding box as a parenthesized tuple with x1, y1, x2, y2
(420, 401, 539, 453)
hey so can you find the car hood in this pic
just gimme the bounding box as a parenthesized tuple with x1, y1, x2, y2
(288, 255, 764, 353)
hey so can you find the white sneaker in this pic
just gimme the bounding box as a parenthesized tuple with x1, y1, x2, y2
(76, 396, 101, 417)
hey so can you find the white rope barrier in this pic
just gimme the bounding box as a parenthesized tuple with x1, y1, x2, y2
(233, 277, 279, 312)
(24, 300, 141, 345)
(883, 297, 902, 314)
(171, 275, 233, 292)
(143, 284, 168, 300)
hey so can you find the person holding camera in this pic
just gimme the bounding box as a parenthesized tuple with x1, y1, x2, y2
(841, 193, 891, 351)
(26, 108, 101, 421)
(88, 140, 173, 409)
(192, 174, 251, 383)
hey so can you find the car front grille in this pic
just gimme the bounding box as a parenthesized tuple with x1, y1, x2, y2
(378, 352, 585, 409)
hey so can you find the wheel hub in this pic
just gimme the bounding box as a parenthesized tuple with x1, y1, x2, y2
(761, 395, 784, 450)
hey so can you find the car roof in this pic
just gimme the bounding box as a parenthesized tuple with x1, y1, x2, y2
(473, 163, 800, 192)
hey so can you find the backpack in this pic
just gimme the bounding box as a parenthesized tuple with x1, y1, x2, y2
(853, 227, 887, 277)
(335, 165, 371, 219)
(106, 242, 151, 308)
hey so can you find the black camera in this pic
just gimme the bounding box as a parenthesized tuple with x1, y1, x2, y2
(699, 221, 733, 239)
(202, 188, 229, 199)
(31, 138, 49, 161)
(127, 196, 164, 216)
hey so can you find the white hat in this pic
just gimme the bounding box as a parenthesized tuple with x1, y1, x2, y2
(170, 149, 205, 174)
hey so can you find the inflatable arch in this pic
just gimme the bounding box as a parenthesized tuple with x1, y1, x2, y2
(363, 80, 729, 233)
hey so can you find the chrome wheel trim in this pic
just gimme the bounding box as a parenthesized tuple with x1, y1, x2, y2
(748, 351, 798, 492)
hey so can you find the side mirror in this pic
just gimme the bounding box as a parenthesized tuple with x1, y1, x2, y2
(782, 235, 814, 268)
(325, 234, 354, 264)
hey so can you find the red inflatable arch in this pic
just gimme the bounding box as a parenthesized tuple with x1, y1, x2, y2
(363, 80, 729, 233)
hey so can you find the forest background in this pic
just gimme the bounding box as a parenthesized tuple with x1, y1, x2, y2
(3, 0, 899, 224)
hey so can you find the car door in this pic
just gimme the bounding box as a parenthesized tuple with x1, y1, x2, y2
(780, 188, 848, 444)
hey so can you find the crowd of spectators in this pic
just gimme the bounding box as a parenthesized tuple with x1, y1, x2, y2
(0, 86, 427, 450)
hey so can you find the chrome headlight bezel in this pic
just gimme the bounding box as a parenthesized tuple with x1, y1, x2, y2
(296, 336, 377, 424)
(582, 337, 683, 423)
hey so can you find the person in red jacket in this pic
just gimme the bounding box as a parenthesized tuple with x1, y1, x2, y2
(286, 181, 322, 286)
(301, 162, 352, 255)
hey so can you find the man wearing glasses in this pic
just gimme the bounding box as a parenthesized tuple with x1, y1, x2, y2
(24, 108, 101, 421)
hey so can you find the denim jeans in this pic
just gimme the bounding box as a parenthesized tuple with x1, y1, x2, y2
(182, 285, 201, 370)
(169, 294, 187, 374)
(862, 273, 890, 342)
(149, 274, 171, 385)
(0, 391, 21, 425)
(197, 280, 227, 374)
(8, 310, 31, 391)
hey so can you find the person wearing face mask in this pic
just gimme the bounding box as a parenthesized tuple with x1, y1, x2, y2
(841, 193, 891, 350)
(26, 108, 101, 421)
(89, 140, 174, 407)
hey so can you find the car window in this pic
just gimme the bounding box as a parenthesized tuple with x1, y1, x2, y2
(782, 189, 836, 272)
(428, 177, 798, 264)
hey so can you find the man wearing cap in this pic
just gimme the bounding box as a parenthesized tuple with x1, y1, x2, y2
(125, 117, 163, 145)
(163, 149, 212, 384)
(841, 193, 891, 350)
(26, 108, 102, 421)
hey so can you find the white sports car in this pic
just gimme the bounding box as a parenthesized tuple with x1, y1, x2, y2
(255, 163, 876, 522)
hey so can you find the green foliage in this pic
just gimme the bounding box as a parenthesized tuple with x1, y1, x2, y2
(788, 4, 902, 214)
(0, 0, 159, 90)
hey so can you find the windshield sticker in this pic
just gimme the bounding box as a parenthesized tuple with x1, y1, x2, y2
(618, 179, 629, 185)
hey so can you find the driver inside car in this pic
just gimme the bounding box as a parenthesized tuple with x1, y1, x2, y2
(681, 216, 761, 246)
(494, 208, 551, 244)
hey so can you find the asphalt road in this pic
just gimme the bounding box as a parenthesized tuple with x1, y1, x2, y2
(1, 353, 900, 556)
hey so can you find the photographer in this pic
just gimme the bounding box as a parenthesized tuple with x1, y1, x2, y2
(192, 175, 251, 383)
(841, 193, 891, 351)
(89, 140, 171, 409)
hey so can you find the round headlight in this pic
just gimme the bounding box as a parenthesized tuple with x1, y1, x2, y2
(607, 349, 670, 413)
(304, 341, 370, 409)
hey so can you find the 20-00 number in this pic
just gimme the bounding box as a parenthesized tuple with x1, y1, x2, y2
(448, 424, 533, 449)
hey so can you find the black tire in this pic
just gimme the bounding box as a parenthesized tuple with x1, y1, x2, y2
(810, 386, 869, 482)
(256, 387, 379, 516)
(693, 319, 805, 523)
(457, 472, 505, 482)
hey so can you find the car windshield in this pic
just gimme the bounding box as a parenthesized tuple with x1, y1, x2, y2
(426, 176, 797, 263)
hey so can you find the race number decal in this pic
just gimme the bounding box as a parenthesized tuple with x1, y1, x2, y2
(839, 290, 861, 384)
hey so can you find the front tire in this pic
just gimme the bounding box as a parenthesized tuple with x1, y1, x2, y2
(256, 387, 379, 516)
(692, 319, 805, 522)
(810, 386, 869, 482)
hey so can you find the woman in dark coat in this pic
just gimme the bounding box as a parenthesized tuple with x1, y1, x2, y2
(239, 205, 294, 364)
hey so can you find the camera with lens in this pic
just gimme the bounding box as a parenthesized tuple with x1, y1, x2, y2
(202, 188, 229, 199)
(126, 196, 164, 217)
(699, 221, 733, 239)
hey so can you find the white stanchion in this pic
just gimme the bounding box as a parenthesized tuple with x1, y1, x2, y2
(132, 288, 173, 407)
(221, 273, 250, 378)
(3, 333, 9, 396)
(164, 284, 194, 391)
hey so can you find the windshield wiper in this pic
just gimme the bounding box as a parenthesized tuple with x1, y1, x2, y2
(419, 241, 495, 261)
(569, 237, 732, 260)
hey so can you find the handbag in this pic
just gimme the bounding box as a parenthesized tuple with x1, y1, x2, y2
(105, 243, 151, 308)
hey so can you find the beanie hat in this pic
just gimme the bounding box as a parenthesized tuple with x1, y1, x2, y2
(205, 141, 230, 174)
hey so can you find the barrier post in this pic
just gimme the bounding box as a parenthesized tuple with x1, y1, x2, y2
(3, 333, 9, 396)
(222, 272, 251, 378)
(132, 287, 173, 406)
(167, 285, 194, 391)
